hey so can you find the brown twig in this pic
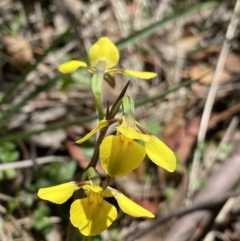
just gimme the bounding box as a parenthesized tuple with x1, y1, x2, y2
(188, 0, 240, 204)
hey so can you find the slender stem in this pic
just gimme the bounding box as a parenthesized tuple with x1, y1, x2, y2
(66, 222, 76, 241)
(87, 127, 108, 168)
(95, 97, 104, 120)
(88, 80, 132, 168)
(82, 236, 89, 241)
(91, 64, 105, 121)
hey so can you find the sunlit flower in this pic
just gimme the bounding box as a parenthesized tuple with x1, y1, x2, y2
(58, 37, 157, 80)
(76, 113, 176, 177)
(38, 181, 154, 236)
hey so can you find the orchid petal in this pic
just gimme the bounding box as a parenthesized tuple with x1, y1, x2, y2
(88, 37, 119, 69)
(38, 182, 78, 204)
(123, 69, 157, 79)
(110, 189, 154, 218)
(145, 135, 176, 172)
(82, 185, 102, 193)
(59, 60, 87, 73)
(116, 126, 150, 142)
(70, 198, 117, 236)
(102, 188, 115, 198)
(76, 120, 108, 144)
(100, 135, 146, 177)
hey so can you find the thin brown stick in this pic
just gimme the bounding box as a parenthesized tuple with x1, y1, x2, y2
(187, 0, 240, 204)
(0, 156, 69, 171)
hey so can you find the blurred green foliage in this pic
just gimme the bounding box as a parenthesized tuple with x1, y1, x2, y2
(146, 120, 162, 136)
(33, 205, 52, 234)
(33, 161, 77, 191)
(0, 141, 20, 180)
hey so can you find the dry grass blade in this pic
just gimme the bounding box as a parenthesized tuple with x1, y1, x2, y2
(187, 0, 240, 205)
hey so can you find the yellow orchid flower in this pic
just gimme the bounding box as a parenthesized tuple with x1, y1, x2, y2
(76, 114, 176, 177)
(38, 181, 154, 236)
(58, 37, 157, 79)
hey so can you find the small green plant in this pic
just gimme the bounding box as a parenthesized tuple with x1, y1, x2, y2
(33, 205, 52, 234)
(1, 15, 27, 35)
(218, 144, 234, 161)
(33, 161, 77, 191)
(0, 141, 20, 180)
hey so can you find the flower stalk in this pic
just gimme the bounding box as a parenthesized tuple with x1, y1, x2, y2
(38, 37, 176, 240)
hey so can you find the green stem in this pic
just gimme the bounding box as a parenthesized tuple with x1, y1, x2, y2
(87, 80, 132, 168)
(91, 71, 105, 121)
(95, 97, 104, 120)
(66, 222, 76, 241)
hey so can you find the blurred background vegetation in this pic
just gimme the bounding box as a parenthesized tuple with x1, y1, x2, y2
(0, 0, 240, 241)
